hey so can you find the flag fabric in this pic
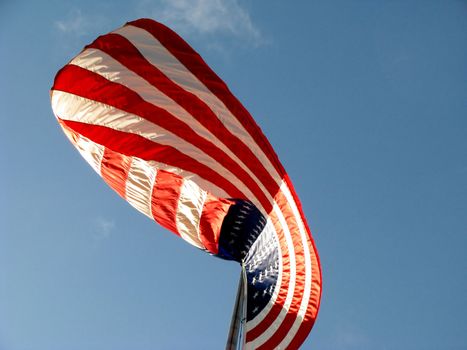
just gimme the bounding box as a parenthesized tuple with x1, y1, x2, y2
(51, 18, 321, 349)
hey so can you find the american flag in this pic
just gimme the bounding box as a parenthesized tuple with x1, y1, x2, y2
(51, 18, 321, 349)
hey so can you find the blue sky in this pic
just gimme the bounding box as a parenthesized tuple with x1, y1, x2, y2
(1, 1, 467, 349)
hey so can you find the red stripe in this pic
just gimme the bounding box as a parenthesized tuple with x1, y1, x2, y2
(58, 119, 246, 200)
(86, 32, 280, 200)
(52, 65, 272, 212)
(286, 232, 321, 349)
(125, 20, 322, 348)
(283, 176, 322, 350)
(128, 18, 285, 175)
(53, 18, 322, 349)
(59, 122, 80, 145)
(198, 194, 233, 255)
(255, 190, 306, 350)
(100, 147, 132, 198)
(245, 208, 291, 342)
(151, 170, 183, 234)
(129, 19, 286, 178)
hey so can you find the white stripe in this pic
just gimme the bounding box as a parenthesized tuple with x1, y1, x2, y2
(146, 160, 228, 199)
(114, 25, 283, 187)
(246, 184, 314, 348)
(64, 122, 228, 198)
(50, 90, 265, 214)
(125, 157, 157, 218)
(59, 24, 318, 346)
(69, 48, 275, 217)
(113, 26, 316, 343)
(63, 127, 105, 174)
(176, 179, 207, 249)
(276, 183, 314, 349)
(246, 203, 297, 349)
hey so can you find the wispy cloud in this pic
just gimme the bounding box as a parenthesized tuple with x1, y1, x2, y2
(138, 0, 262, 46)
(54, 8, 109, 38)
(332, 323, 372, 350)
(93, 217, 115, 241)
(53, 8, 112, 59)
(54, 9, 89, 36)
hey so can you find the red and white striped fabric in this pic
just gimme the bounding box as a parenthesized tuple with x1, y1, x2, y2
(51, 19, 321, 349)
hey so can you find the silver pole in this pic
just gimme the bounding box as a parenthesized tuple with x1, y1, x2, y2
(226, 262, 247, 350)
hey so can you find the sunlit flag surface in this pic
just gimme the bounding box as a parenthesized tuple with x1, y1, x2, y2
(50, 18, 322, 349)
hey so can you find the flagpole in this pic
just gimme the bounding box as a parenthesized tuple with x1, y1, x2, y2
(226, 261, 247, 350)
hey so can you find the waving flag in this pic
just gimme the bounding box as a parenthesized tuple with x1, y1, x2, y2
(51, 18, 321, 349)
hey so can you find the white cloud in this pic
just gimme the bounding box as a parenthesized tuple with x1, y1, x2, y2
(93, 217, 115, 240)
(54, 9, 89, 36)
(54, 9, 109, 38)
(139, 0, 262, 45)
(332, 324, 371, 350)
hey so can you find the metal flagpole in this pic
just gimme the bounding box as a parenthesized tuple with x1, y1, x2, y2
(226, 262, 247, 350)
